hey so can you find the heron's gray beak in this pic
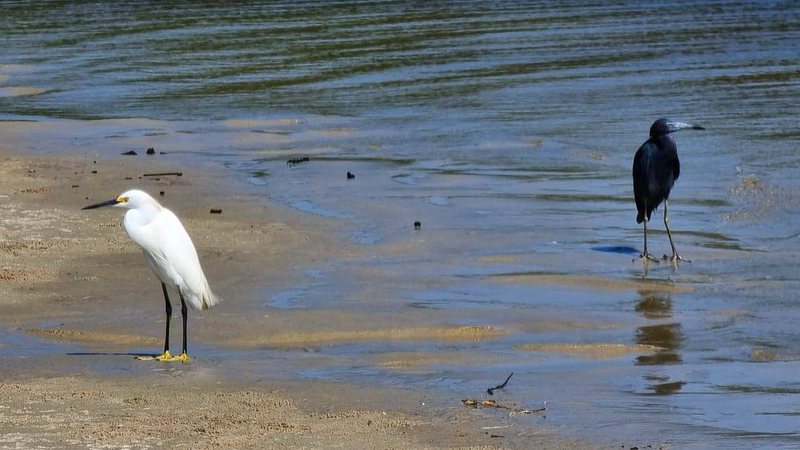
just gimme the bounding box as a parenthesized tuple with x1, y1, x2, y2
(667, 121, 705, 132)
(82, 198, 121, 210)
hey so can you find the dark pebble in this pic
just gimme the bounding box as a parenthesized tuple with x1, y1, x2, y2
(413, 221, 421, 230)
(146, 147, 155, 155)
(347, 171, 355, 179)
(121, 150, 137, 156)
(287, 156, 310, 166)
(210, 209, 222, 214)
(159, 191, 165, 197)
(91, 170, 97, 174)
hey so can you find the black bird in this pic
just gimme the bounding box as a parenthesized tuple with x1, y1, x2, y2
(632, 118, 704, 264)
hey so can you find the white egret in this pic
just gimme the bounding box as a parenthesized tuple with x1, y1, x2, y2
(83, 189, 220, 362)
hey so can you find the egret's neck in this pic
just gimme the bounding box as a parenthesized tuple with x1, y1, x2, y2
(124, 202, 161, 228)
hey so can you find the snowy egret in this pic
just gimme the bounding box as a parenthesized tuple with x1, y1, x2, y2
(632, 118, 704, 264)
(83, 189, 220, 362)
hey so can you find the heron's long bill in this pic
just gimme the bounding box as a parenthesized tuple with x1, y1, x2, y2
(667, 121, 705, 132)
(82, 198, 121, 210)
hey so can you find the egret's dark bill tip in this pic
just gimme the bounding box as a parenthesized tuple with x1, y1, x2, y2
(82, 198, 119, 210)
(693, 125, 706, 130)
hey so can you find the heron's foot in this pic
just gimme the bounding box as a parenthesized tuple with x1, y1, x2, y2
(135, 351, 190, 363)
(664, 254, 691, 264)
(636, 253, 660, 263)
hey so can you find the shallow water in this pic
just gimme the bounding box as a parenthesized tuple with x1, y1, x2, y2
(3, 1, 800, 447)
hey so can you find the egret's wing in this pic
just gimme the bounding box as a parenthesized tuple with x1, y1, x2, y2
(124, 209, 173, 284)
(155, 209, 220, 310)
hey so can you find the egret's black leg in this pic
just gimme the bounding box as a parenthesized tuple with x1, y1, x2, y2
(135, 283, 176, 361)
(663, 200, 690, 264)
(180, 294, 189, 358)
(162, 283, 172, 354)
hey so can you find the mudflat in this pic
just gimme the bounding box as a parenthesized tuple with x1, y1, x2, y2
(0, 148, 593, 449)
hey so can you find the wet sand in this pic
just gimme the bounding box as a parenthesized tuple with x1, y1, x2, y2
(0, 147, 604, 449)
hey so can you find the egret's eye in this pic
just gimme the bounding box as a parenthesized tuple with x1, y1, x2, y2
(116, 196, 129, 203)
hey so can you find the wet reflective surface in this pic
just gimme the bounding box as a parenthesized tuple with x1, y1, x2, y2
(3, 1, 800, 447)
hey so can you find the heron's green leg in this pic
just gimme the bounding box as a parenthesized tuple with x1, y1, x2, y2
(637, 204, 660, 264)
(662, 200, 690, 264)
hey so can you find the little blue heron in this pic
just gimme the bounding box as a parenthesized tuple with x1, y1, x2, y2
(83, 189, 221, 362)
(632, 118, 704, 264)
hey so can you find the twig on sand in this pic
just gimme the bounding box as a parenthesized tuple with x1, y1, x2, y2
(508, 403, 547, 416)
(481, 425, 511, 430)
(143, 172, 183, 177)
(461, 398, 546, 416)
(487, 372, 513, 395)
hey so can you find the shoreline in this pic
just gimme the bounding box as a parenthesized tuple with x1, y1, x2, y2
(0, 144, 592, 448)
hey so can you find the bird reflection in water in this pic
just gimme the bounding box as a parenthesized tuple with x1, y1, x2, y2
(635, 290, 684, 395)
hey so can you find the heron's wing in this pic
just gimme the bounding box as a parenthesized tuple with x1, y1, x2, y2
(632, 141, 656, 222)
(632, 142, 653, 196)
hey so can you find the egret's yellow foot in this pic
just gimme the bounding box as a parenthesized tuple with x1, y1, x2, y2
(162, 352, 190, 363)
(136, 350, 173, 361)
(135, 350, 188, 362)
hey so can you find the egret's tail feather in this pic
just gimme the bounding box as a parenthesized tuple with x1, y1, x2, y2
(181, 280, 222, 311)
(200, 289, 221, 310)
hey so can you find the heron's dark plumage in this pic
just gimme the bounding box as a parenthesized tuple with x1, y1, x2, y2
(632, 119, 680, 224)
(632, 118, 703, 263)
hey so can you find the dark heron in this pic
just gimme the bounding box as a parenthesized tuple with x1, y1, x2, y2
(632, 118, 704, 264)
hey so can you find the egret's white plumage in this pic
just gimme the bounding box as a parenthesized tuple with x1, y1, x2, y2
(83, 189, 220, 362)
(118, 190, 219, 311)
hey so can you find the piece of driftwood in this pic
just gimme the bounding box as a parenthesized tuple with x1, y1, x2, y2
(143, 172, 183, 177)
(461, 398, 546, 415)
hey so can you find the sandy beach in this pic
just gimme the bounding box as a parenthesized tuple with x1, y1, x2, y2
(4, 2, 800, 447)
(0, 146, 604, 449)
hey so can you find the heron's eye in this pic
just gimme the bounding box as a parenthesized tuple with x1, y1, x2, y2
(117, 196, 129, 203)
